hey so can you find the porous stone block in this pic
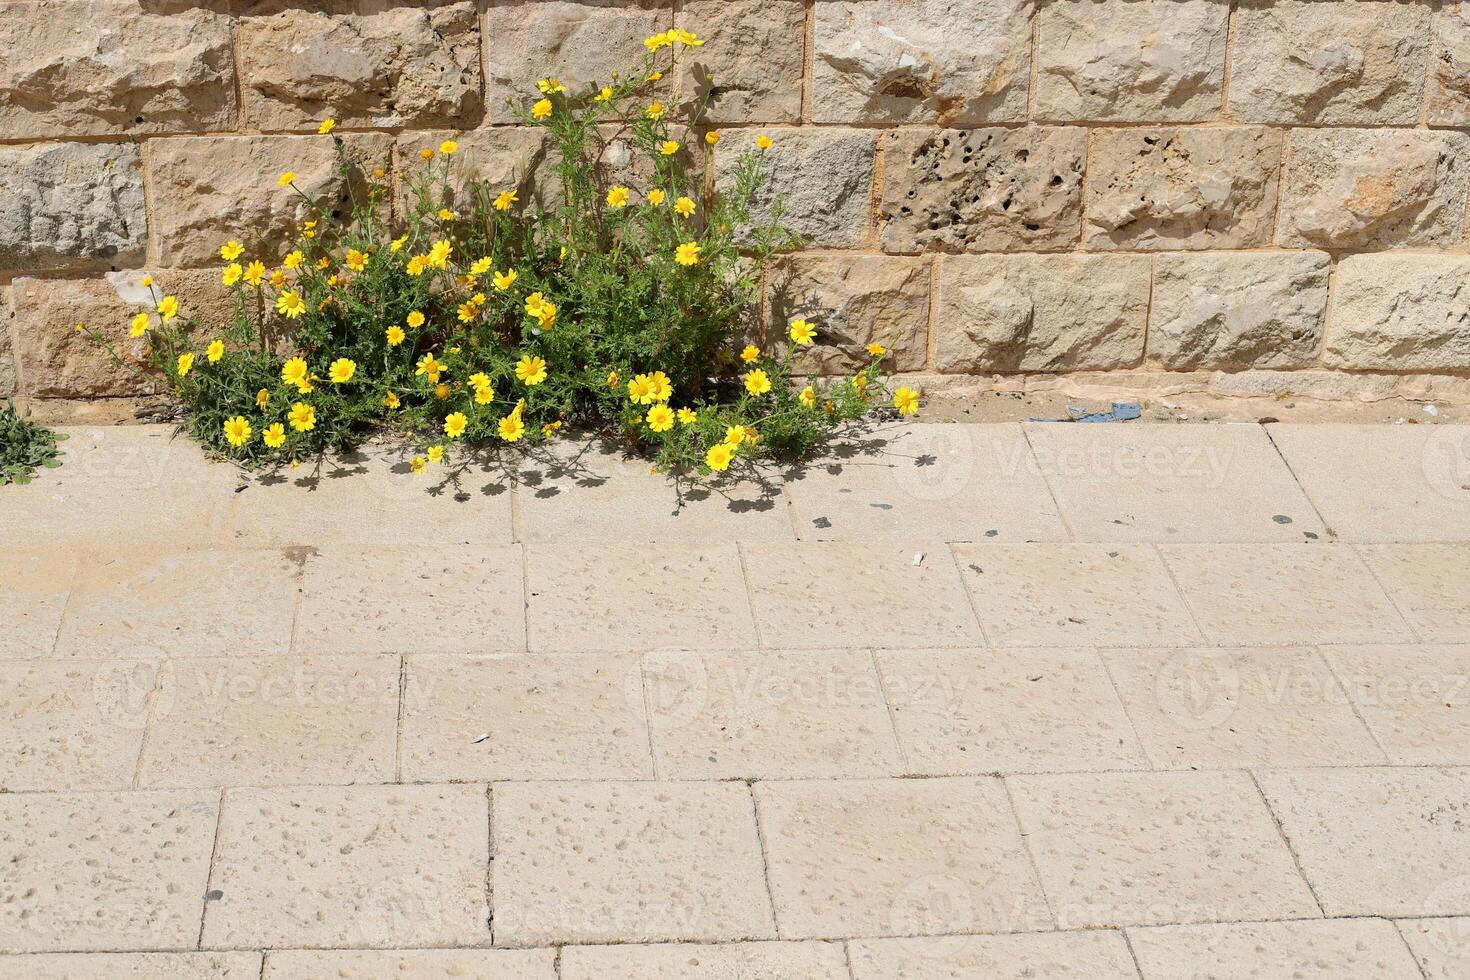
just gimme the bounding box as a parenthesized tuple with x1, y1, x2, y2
(0, 142, 146, 275)
(767, 255, 930, 374)
(1326, 254, 1470, 371)
(674, 0, 805, 123)
(715, 129, 875, 249)
(393, 127, 551, 208)
(1430, 3, 1470, 125)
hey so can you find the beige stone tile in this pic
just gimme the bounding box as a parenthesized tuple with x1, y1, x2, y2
(1266, 424, 1470, 542)
(1161, 544, 1413, 645)
(0, 952, 262, 979)
(138, 656, 399, 788)
(297, 547, 524, 655)
(848, 930, 1138, 979)
(203, 784, 489, 948)
(1024, 423, 1322, 542)
(1255, 767, 1470, 917)
(754, 778, 1050, 939)
(0, 790, 218, 953)
(1399, 918, 1470, 980)
(952, 544, 1202, 648)
(1359, 544, 1470, 642)
(401, 652, 651, 781)
(0, 660, 155, 791)
(1325, 644, 1470, 765)
(0, 550, 76, 657)
(54, 549, 299, 658)
(492, 781, 773, 945)
(783, 424, 1068, 543)
(1008, 770, 1319, 927)
(514, 439, 792, 543)
(644, 648, 902, 779)
(1103, 646, 1385, 768)
(263, 948, 556, 979)
(742, 544, 983, 649)
(1128, 918, 1425, 980)
(877, 647, 1146, 774)
(525, 543, 756, 652)
(561, 941, 849, 980)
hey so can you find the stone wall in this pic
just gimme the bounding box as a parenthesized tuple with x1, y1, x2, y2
(4, 0, 1470, 411)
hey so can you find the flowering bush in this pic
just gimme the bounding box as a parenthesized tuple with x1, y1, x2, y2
(86, 32, 917, 478)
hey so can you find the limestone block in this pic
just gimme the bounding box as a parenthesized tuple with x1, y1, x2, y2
(1325, 254, 1470, 370)
(674, 0, 805, 123)
(715, 129, 875, 249)
(0, 142, 146, 274)
(767, 255, 930, 373)
(1430, 3, 1470, 125)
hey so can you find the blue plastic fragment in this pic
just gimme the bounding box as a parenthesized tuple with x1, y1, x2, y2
(1031, 402, 1143, 423)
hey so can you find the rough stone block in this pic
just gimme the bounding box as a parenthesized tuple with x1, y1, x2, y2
(0, 142, 146, 275)
(394, 127, 551, 209)
(1430, 3, 1470, 125)
(1326, 254, 1470, 371)
(1279, 129, 1470, 249)
(1228, 0, 1431, 124)
(879, 126, 1085, 253)
(715, 129, 875, 249)
(0, 289, 13, 399)
(812, 0, 1032, 124)
(1149, 252, 1330, 369)
(1035, 0, 1229, 122)
(675, 0, 805, 123)
(0, 0, 236, 140)
(1085, 127, 1283, 249)
(767, 255, 930, 374)
(936, 253, 1149, 372)
(241, 3, 482, 131)
(147, 133, 391, 268)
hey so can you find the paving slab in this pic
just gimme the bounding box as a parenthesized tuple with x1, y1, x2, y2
(0, 790, 219, 953)
(876, 647, 1146, 774)
(401, 652, 652, 781)
(1267, 424, 1470, 541)
(1102, 646, 1386, 768)
(263, 948, 557, 979)
(754, 777, 1051, 939)
(1324, 644, 1470, 765)
(54, 549, 299, 658)
(1358, 543, 1470, 642)
(1161, 544, 1413, 645)
(0, 952, 262, 979)
(1255, 767, 1470, 918)
(138, 655, 399, 787)
(560, 940, 850, 980)
(0, 660, 155, 791)
(952, 543, 1203, 647)
(1398, 918, 1470, 980)
(643, 648, 903, 779)
(847, 930, 1139, 979)
(297, 547, 524, 655)
(783, 424, 1068, 543)
(741, 543, 984, 648)
(1127, 918, 1425, 980)
(202, 784, 489, 949)
(525, 543, 757, 652)
(0, 549, 76, 657)
(1025, 422, 1323, 542)
(1007, 770, 1320, 928)
(492, 780, 775, 946)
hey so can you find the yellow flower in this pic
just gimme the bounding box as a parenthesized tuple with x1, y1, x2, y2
(390, 235, 408, 252)
(385, 325, 406, 346)
(315, 255, 329, 270)
(515, 355, 548, 386)
(494, 190, 518, 211)
(674, 196, 696, 217)
(492, 268, 518, 291)
(536, 77, 567, 94)
(222, 262, 243, 286)
(281, 357, 309, 388)
(283, 249, 304, 269)
(129, 312, 150, 338)
(288, 402, 316, 432)
(345, 249, 367, 272)
(647, 188, 666, 206)
(415, 352, 444, 378)
(647, 370, 672, 402)
(740, 344, 760, 363)
(269, 269, 287, 288)
(743, 426, 761, 447)
(458, 297, 483, 323)
(444, 411, 468, 439)
(675, 241, 701, 266)
(894, 386, 920, 416)
(439, 139, 458, 155)
(677, 407, 698, 425)
(419, 147, 434, 161)
(328, 357, 356, 383)
(866, 342, 887, 357)
(756, 134, 772, 150)
(435, 382, 450, 400)
(542, 421, 562, 439)
(406, 255, 429, 276)
(223, 416, 251, 448)
(157, 295, 180, 321)
(532, 98, 553, 120)
(410, 456, 427, 475)
(472, 377, 494, 405)
(596, 86, 614, 102)
(276, 290, 306, 319)
(437, 208, 457, 221)
(789, 319, 816, 345)
(853, 374, 869, 399)
(428, 444, 445, 463)
(524, 292, 549, 318)
(318, 118, 336, 135)
(244, 261, 266, 286)
(220, 240, 244, 261)
(406, 310, 426, 329)
(176, 352, 194, 377)
(706, 442, 735, 472)
(723, 425, 746, 446)
(799, 385, 817, 409)
(428, 239, 452, 268)
(607, 370, 620, 388)
(498, 412, 526, 442)
(140, 275, 153, 287)
(646, 70, 663, 83)
(644, 30, 670, 51)
(659, 140, 680, 156)
(256, 388, 271, 409)
(705, 131, 720, 146)
(262, 423, 286, 448)
(744, 369, 772, 396)
(278, 170, 296, 187)
(469, 257, 492, 276)
(535, 301, 556, 330)
(606, 185, 630, 208)
(206, 339, 225, 363)
(646, 101, 665, 120)
(646, 403, 675, 432)
(384, 391, 400, 409)
(627, 374, 653, 403)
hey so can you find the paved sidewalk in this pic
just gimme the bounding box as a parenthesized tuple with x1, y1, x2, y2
(2, 422, 1469, 978)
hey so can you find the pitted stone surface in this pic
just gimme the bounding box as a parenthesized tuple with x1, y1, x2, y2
(0, 0, 236, 140)
(767, 255, 930, 374)
(1035, 0, 1230, 122)
(0, 142, 146, 275)
(561, 941, 850, 980)
(879, 126, 1086, 253)
(1325, 644, 1470, 765)
(936, 253, 1149, 373)
(263, 949, 557, 979)
(715, 129, 875, 249)
(1129, 919, 1427, 980)
(1228, 0, 1431, 125)
(0, 550, 75, 658)
(1430, 3, 1470, 125)
(0, 952, 260, 979)
(492, 781, 774, 945)
(812, 0, 1033, 124)
(1400, 919, 1470, 980)
(675, 0, 805, 123)
(1357, 544, 1470, 643)
(1279, 129, 1470, 250)
(1326, 255, 1470, 371)
(1085, 127, 1283, 249)
(241, 3, 482, 131)
(1149, 252, 1330, 369)
(848, 931, 1139, 979)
